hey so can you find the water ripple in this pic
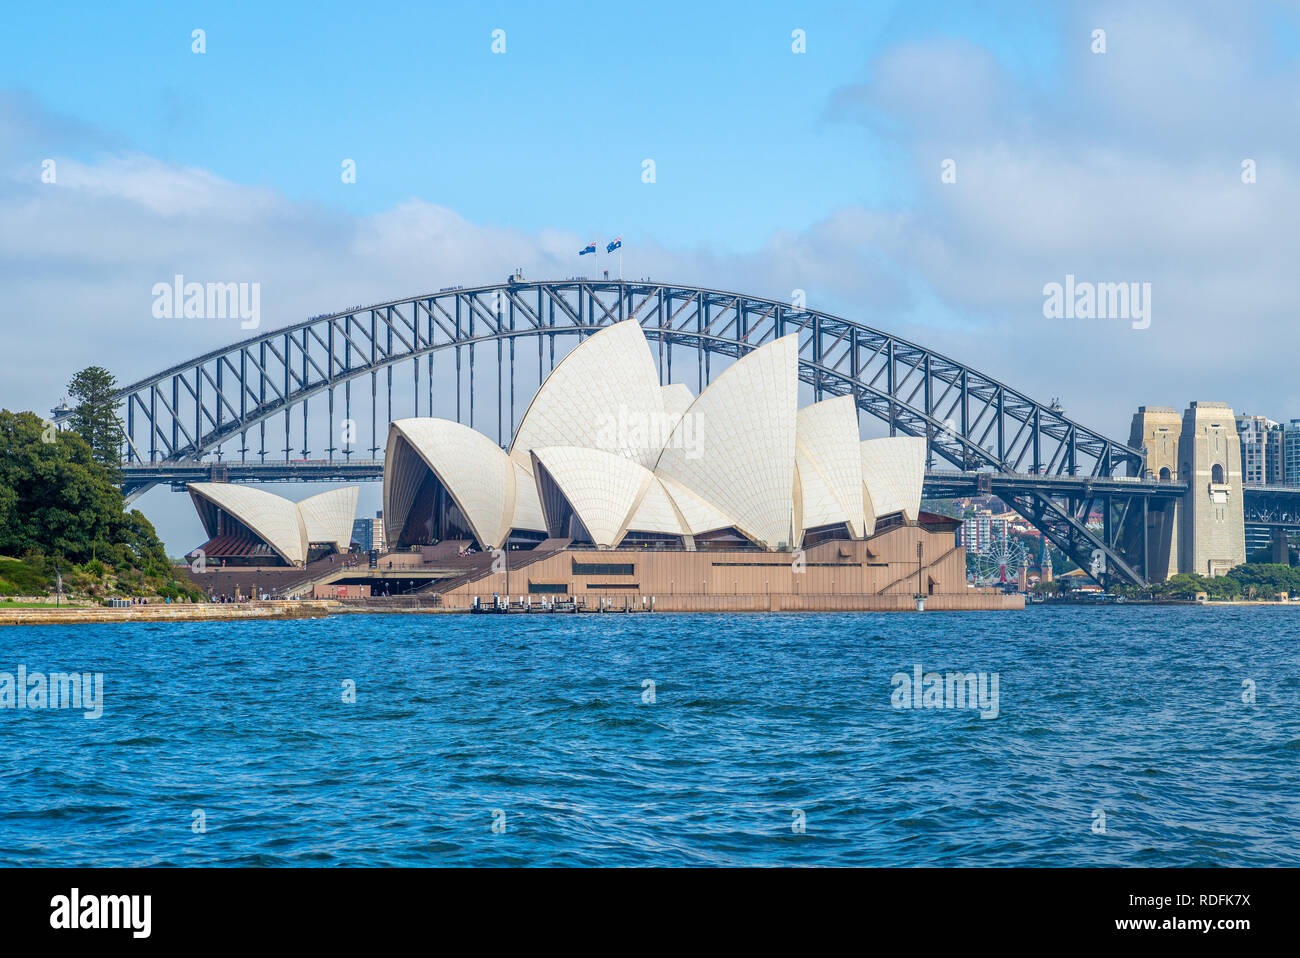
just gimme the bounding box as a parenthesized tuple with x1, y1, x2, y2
(0, 607, 1298, 866)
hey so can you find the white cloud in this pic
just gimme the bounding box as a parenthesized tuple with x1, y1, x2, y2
(823, 0, 1300, 426)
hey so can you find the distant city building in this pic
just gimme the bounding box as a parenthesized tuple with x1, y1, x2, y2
(960, 513, 1009, 553)
(988, 510, 1032, 534)
(1285, 420, 1300, 486)
(372, 510, 386, 553)
(1243, 525, 1274, 559)
(1236, 415, 1283, 485)
(351, 517, 374, 552)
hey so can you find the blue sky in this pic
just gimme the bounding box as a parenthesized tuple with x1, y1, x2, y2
(3, 1, 1299, 552)
(2, 0, 1065, 248)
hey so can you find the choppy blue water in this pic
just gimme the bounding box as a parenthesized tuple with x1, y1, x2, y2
(0, 607, 1297, 867)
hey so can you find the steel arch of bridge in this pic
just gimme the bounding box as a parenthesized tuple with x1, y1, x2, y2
(85, 278, 1162, 584)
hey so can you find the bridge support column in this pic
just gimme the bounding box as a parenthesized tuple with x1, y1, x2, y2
(1271, 528, 1289, 564)
(1128, 406, 1182, 582)
(1130, 403, 1247, 580)
(1178, 402, 1246, 577)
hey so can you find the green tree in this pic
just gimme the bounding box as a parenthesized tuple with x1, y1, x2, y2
(919, 498, 963, 520)
(0, 408, 177, 565)
(0, 407, 203, 600)
(1157, 573, 1206, 599)
(66, 365, 122, 473)
(0, 410, 121, 560)
(1227, 562, 1300, 599)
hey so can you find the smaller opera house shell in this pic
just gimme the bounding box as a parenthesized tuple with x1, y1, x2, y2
(188, 483, 360, 567)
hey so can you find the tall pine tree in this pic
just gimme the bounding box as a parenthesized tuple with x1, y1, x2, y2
(66, 366, 122, 474)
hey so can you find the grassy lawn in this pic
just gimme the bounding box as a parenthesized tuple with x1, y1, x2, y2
(0, 556, 53, 598)
(0, 599, 89, 608)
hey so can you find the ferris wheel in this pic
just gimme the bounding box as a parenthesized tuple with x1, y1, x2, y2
(969, 538, 1030, 586)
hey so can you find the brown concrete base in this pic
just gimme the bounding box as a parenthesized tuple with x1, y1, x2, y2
(432, 527, 1022, 613)
(649, 592, 1021, 612)
(443, 591, 1022, 612)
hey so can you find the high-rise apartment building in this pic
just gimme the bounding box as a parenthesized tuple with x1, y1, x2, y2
(1236, 414, 1283, 485)
(1285, 420, 1300, 486)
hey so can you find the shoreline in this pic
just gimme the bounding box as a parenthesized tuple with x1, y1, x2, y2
(1033, 598, 1300, 607)
(2, 593, 1019, 623)
(0, 599, 339, 626)
(6, 595, 1296, 625)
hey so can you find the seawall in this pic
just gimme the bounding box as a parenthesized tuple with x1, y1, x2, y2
(0, 599, 340, 627)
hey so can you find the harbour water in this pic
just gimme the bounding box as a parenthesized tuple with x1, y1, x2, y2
(1, 606, 1296, 866)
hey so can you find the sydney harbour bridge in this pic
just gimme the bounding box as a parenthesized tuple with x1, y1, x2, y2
(57, 277, 1300, 587)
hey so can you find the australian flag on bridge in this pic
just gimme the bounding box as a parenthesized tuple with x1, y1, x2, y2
(578, 241, 597, 255)
(606, 237, 622, 253)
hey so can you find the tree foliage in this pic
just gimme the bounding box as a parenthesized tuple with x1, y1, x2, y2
(1099, 563, 1300, 602)
(1156, 573, 1242, 600)
(1225, 563, 1300, 600)
(0, 409, 170, 573)
(66, 365, 122, 473)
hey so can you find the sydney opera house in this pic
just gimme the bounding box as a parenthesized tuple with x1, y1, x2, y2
(185, 319, 1011, 609)
(377, 320, 999, 610)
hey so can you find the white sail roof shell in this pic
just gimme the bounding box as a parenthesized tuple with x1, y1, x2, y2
(660, 383, 695, 429)
(298, 486, 360, 552)
(795, 396, 867, 539)
(386, 418, 516, 550)
(654, 336, 799, 549)
(531, 446, 659, 548)
(657, 474, 736, 537)
(860, 436, 928, 522)
(188, 482, 309, 566)
(625, 476, 688, 537)
(510, 320, 666, 469)
(510, 460, 548, 533)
